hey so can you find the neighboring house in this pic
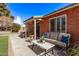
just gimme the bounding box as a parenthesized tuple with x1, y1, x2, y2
(24, 4, 79, 45)
(0, 16, 13, 31)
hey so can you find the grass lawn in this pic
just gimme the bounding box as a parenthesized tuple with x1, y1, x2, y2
(0, 36, 8, 56)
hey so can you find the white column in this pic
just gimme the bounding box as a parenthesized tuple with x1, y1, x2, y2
(25, 23, 27, 38)
(34, 19, 36, 40)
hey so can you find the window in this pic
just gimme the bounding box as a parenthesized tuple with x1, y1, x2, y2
(57, 17, 61, 32)
(61, 16, 66, 32)
(50, 19, 55, 32)
(50, 15, 66, 33)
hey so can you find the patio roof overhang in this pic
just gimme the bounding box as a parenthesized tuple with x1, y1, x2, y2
(24, 16, 43, 24)
(24, 16, 43, 40)
(24, 4, 79, 24)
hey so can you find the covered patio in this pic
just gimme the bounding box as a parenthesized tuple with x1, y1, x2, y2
(9, 33, 66, 56)
(23, 16, 69, 56)
(24, 16, 43, 39)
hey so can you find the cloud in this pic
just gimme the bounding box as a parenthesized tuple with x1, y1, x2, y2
(13, 16, 23, 25)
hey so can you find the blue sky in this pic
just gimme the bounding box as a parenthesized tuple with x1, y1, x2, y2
(7, 3, 71, 22)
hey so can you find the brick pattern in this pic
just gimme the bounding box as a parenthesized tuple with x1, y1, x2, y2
(40, 6, 79, 45)
(26, 22, 34, 36)
(26, 6, 79, 45)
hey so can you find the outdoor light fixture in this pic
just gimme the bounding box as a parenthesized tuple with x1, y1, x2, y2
(38, 19, 42, 21)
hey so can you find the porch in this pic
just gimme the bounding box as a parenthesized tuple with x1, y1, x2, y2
(23, 16, 70, 56)
(9, 33, 66, 56)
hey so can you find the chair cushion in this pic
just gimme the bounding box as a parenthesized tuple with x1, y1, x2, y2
(45, 33, 71, 47)
(44, 32, 50, 38)
(46, 38, 66, 47)
(58, 33, 70, 40)
(50, 32, 59, 40)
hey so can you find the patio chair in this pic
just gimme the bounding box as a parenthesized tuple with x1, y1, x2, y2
(19, 31, 25, 38)
(25, 35, 34, 43)
(45, 32, 71, 55)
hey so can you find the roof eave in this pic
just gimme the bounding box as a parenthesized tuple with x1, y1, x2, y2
(24, 16, 43, 23)
(43, 3, 79, 17)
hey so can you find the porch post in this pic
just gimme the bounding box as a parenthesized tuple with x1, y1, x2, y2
(25, 23, 27, 38)
(34, 19, 36, 40)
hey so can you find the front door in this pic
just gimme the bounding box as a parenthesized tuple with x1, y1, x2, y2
(36, 23, 40, 38)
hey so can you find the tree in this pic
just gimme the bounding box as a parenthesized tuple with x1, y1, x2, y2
(0, 3, 7, 16)
(10, 15, 14, 20)
(0, 3, 14, 31)
(12, 23, 21, 32)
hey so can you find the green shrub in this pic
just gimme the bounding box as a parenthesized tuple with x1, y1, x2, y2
(12, 23, 21, 32)
(67, 46, 79, 56)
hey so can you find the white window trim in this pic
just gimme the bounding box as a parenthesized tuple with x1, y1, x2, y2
(49, 14, 67, 33)
(65, 15, 67, 33)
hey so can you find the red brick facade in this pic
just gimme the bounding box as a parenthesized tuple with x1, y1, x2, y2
(39, 6, 79, 45)
(25, 4, 79, 45)
(26, 21, 34, 36)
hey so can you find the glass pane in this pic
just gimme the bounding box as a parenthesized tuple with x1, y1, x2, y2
(57, 17, 60, 32)
(50, 19, 55, 32)
(61, 16, 66, 32)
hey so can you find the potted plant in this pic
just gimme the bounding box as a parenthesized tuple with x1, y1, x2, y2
(41, 33, 47, 43)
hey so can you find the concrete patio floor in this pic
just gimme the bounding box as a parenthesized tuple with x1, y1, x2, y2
(9, 33, 36, 56)
(9, 33, 66, 56)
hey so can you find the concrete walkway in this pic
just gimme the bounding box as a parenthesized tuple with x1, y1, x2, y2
(9, 33, 36, 56)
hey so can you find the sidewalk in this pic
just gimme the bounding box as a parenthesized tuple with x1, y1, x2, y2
(9, 33, 36, 56)
(8, 38, 14, 56)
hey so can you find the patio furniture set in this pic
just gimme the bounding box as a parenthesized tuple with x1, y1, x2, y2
(32, 40, 55, 56)
(28, 32, 71, 56)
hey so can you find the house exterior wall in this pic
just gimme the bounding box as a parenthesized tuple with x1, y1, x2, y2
(25, 5, 79, 45)
(26, 22, 34, 36)
(40, 6, 79, 45)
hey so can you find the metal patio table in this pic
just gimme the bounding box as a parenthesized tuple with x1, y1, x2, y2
(32, 40, 55, 56)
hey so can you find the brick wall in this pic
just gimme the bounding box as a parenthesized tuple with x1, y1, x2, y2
(40, 6, 79, 45)
(26, 22, 34, 36)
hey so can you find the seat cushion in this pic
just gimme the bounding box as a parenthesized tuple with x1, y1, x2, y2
(46, 38, 66, 47)
(58, 33, 70, 41)
(58, 33, 70, 46)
